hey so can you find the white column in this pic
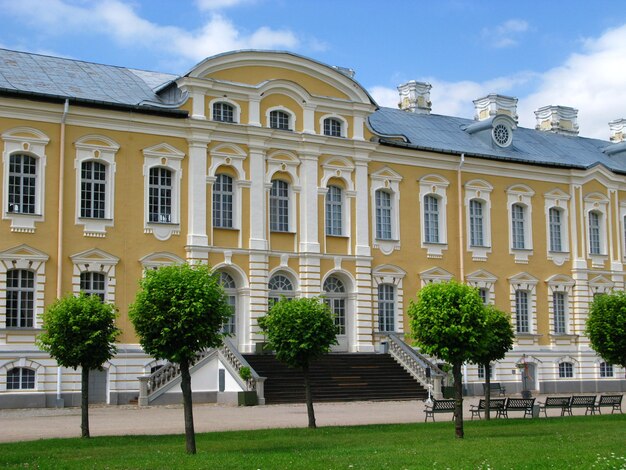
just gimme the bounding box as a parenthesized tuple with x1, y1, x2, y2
(190, 89, 206, 120)
(249, 146, 268, 251)
(354, 157, 371, 257)
(249, 97, 261, 127)
(299, 154, 320, 253)
(187, 141, 209, 248)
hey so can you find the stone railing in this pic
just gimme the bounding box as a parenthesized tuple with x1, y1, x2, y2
(386, 333, 444, 399)
(220, 338, 266, 405)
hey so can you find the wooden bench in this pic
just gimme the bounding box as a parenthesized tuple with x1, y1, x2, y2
(538, 396, 571, 417)
(482, 382, 506, 396)
(424, 399, 456, 422)
(499, 398, 535, 418)
(565, 395, 597, 416)
(470, 398, 506, 420)
(592, 395, 623, 414)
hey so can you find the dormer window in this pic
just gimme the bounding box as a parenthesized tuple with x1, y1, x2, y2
(493, 123, 512, 147)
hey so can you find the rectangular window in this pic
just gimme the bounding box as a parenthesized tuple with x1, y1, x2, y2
(375, 190, 392, 240)
(80, 161, 106, 219)
(378, 284, 395, 332)
(80, 272, 106, 302)
(559, 362, 573, 378)
(323, 118, 342, 137)
(553, 292, 566, 334)
(600, 362, 614, 378)
(325, 185, 343, 236)
(269, 110, 290, 130)
(213, 102, 234, 123)
(469, 199, 484, 246)
(477, 364, 493, 380)
(213, 174, 234, 228)
(325, 297, 346, 335)
(478, 288, 489, 305)
(149, 167, 172, 223)
(549, 208, 563, 252)
(270, 180, 289, 232)
(511, 204, 525, 249)
(515, 290, 529, 333)
(424, 195, 439, 243)
(7, 368, 35, 390)
(222, 295, 236, 335)
(589, 211, 601, 254)
(6, 269, 34, 328)
(8, 154, 37, 214)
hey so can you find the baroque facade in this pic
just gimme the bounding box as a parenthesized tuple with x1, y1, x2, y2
(0, 48, 625, 407)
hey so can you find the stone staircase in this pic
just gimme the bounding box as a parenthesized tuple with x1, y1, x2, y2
(243, 353, 429, 404)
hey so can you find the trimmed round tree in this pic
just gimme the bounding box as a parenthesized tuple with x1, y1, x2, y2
(408, 281, 487, 439)
(37, 293, 120, 438)
(587, 291, 626, 374)
(258, 297, 337, 428)
(470, 305, 514, 420)
(129, 264, 231, 454)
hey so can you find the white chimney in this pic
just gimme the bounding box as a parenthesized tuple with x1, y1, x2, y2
(398, 81, 431, 114)
(609, 118, 626, 143)
(473, 94, 518, 122)
(534, 105, 579, 136)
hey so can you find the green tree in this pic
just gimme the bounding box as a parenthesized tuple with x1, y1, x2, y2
(408, 281, 487, 438)
(258, 297, 337, 428)
(37, 293, 120, 438)
(129, 264, 231, 454)
(470, 305, 514, 420)
(587, 292, 626, 374)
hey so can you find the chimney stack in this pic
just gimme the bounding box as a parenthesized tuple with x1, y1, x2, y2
(473, 94, 518, 123)
(609, 118, 626, 143)
(398, 81, 431, 114)
(534, 105, 579, 136)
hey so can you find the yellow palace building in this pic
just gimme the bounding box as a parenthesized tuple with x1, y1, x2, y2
(0, 48, 624, 407)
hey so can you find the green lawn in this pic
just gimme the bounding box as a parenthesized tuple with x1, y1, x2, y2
(1, 415, 625, 469)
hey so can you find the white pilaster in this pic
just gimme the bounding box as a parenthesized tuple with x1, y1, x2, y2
(303, 104, 316, 134)
(353, 115, 365, 140)
(299, 154, 320, 253)
(249, 97, 261, 127)
(355, 257, 375, 352)
(187, 141, 209, 247)
(249, 146, 268, 251)
(190, 90, 206, 120)
(354, 157, 371, 257)
(248, 253, 269, 344)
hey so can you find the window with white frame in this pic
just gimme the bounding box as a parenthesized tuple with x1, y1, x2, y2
(213, 174, 234, 229)
(323, 276, 346, 335)
(148, 167, 172, 223)
(469, 199, 485, 246)
(80, 272, 106, 302)
(8, 154, 37, 214)
(6, 367, 35, 390)
(6, 269, 35, 328)
(544, 190, 570, 266)
(269, 110, 291, 130)
(375, 189, 392, 240)
(552, 291, 567, 334)
(220, 272, 237, 335)
(323, 118, 342, 137)
(423, 195, 440, 243)
(511, 204, 526, 249)
(515, 289, 529, 333)
(477, 364, 493, 380)
(270, 179, 290, 232)
(478, 287, 489, 305)
(268, 274, 294, 306)
(558, 362, 573, 378)
(507, 186, 534, 263)
(378, 284, 395, 332)
(600, 362, 614, 378)
(213, 102, 235, 123)
(326, 185, 343, 236)
(588, 210, 602, 255)
(549, 207, 564, 252)
(80, 161, 106, 219)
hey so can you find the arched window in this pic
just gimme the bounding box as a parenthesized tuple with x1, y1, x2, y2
(213, 174, 234, 228)
(148, 167, 172, 223)
(6, 269, 35, 328)
(323, 118, 342, 137)
(7, 367, 35, 390)
(323, 276, 346, 335)
(326, 185, 343, 236)
(269, 110, 291, 130)
(213, 102, 235, 123)
(80, 272, 106, 302)
(220, 272, 237, 335)
(378, 284, 395, 332)
(80, 161, 106, 219)
(268, 274, 294, 305)
(423, 195, 440, 243)
(270, 180, 289, 232)
(549, 207, 563, 252)
(7, 154, 37, 214)
(375, 190, 392, 240)
(511, 203, 526, 249)
(469, 199, 484, 247)
(589, 210, 602, 254)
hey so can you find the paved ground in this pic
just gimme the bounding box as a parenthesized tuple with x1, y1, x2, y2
(0, 394, 585, 443)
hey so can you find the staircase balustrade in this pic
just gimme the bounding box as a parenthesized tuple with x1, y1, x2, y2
(386, 333, 444, 399)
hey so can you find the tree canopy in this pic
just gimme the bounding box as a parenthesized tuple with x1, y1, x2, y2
(587, 291, 626, 370)
(259, 297, 337, 428)
(129, 263, 232, 454)
(38, 292, 120, 438)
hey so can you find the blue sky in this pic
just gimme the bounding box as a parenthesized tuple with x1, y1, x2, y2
(1, 0, 625, 139)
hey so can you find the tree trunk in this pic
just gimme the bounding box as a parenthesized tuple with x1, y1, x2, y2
(180, 360, 196, 454)
(484, 363, 491, 421)
(81, 366, 90, 438)
(452, 362, 464, 439)
(303, 363, 316, 428)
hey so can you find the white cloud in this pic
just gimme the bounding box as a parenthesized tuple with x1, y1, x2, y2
(481, 19, 529, 49)
(196, 0, 250, 10)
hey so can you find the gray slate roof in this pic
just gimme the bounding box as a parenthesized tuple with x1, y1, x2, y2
(369, 107, 626, 174)
(0, 48, 181, 111)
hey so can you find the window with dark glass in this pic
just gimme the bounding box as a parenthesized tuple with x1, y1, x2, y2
(269, 180, 289, 232)
(80, 272, 106, 302)
(269, 110, 290, 130)
(220, 272, 237, 335)
(378, 284, 395, 332)
(6, 269, 34, 328)
(589, 211, 602, 254)
(424, 195, 440, 243)
(323, 276, 346, 335)
(213, 174, 234, 228)
(323, 118, 342, 137)
(553, 292, 566, 334)
(213, 102, 235, 123)
(80, 161, 106, 219)
(469, 199, 484, 246)
(515, 290, 529, 333)
(559, 362, 573, 378)
(8, 154, 36, 214)
(7, 367, 35, 390)
(326, 185, 343, 236)
(149, 167, 172, 223)
(511, 203, 526, 249)
(375, 190, 392, 240)
(268, 274, 294, 306)
(549, 207, 563, 252)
